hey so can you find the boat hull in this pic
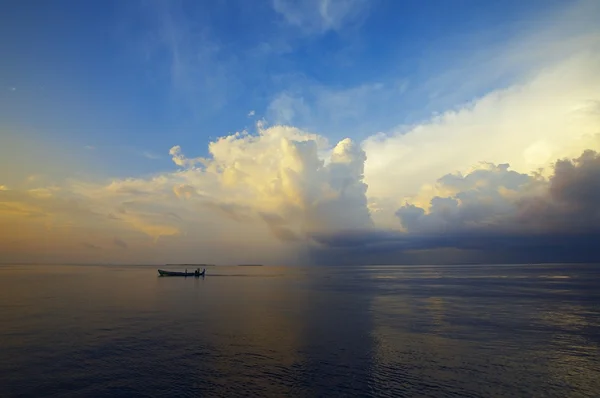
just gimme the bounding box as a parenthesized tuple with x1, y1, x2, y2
(158, 269, 205, 277)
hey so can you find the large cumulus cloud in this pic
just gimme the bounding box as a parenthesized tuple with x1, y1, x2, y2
(169, 125, 372, 238)
(0, 125, 374, 265)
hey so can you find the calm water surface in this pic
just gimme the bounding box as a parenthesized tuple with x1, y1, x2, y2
(1, 264, 599, 397)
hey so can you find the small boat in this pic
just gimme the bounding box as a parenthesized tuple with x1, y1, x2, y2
(158, 268, 205, 277)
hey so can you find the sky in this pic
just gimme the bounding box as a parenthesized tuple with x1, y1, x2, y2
(1, 0, 599, 265)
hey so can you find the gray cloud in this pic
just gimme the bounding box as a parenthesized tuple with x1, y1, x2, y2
(396, 150, 600, 235)
(311, 149, 600, 264)
(309, 231, 600, 265)
(550, 149, 600, 212)
(395, 162, 539, 234)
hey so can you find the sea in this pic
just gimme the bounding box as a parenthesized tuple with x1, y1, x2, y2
(1, 263, 599, 397)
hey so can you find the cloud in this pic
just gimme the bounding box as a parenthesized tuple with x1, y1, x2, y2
(399, 1, 600, 116)
(113, 238, 128, 249)
(265, 1, 598, 145)
(363, 50, 600, 229)
(394, 162, 539, 234)
(169, 145, 206, 168)
(201, 201, 254, 223)
(432, 148, 600, 236)
(311, 148, 600, 263)
(524, 149, 600, 232)
(173, 184, 198, 199)
(267, 81, 408, 139)
(267, 93, 311, 126)
(0, 187, 99, 221)
(129, 1, 240, 116)
(3, 6, 600, 265)
(171, 125, 371, 236)
(272, 0, 370, 35)
(1, 123, 376, 264)
(248, 110, 255, 117)
(5, 50, 600, 265)
(259, 212, 302, 242)
(4, 128, 600, 265)
(81, 242, 102, 250)
(142, 151, 161, 160)
(309, 229, 600, 266)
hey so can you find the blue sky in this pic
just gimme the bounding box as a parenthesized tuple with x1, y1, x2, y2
(1, 0, 565, 177)
(1, 0, 599, 265)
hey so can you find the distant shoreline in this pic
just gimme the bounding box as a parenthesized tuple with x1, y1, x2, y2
(237, 264, 264, 266)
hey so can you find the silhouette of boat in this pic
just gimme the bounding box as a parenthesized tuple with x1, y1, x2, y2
(158, 268, 205, 277)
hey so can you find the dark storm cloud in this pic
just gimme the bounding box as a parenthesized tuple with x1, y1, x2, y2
(514, 150, 600, 233)
(310, 149, 600, 264)
(396, 150, 600, 235)
(309, 229, 600, 265)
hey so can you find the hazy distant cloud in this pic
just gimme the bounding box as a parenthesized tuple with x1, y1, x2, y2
(248, 110, 255, 117)
(267, 81, 406, 137)
(142, 151, 161, 160)
(113, 238, 128, 249)
(119, 0, 241, 120)
(404, 0, 600, 117)
(107, 213, 120, 220)
(28, 187, 59, 199)
(267, 92, 311, 126)
(81, 242, 101, 250)
(0, 187, 99, 220)
(272, 0, 371, 34)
